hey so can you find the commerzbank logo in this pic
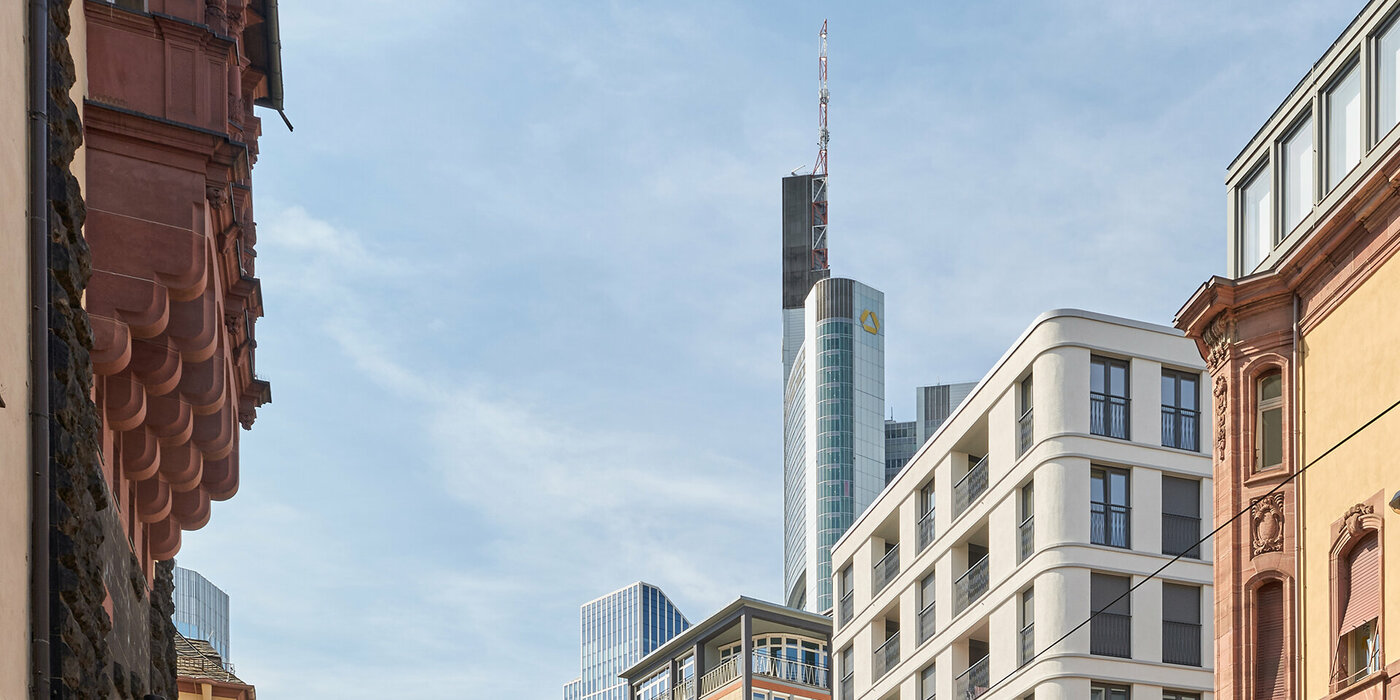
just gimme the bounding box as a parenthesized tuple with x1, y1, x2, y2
(860, 309, 880, 335)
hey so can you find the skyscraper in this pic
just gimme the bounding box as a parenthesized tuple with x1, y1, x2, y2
(173, 566, 232, 664)
(562, 582, 690, 700)
(883, 382, 979, 484)
(784, 277, 886, 614)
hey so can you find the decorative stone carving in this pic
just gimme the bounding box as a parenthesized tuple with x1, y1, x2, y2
(205, 0, 227, 35)
(205, 184, 226, 209)
(1252, 493, 1286, 556)
(1202, 312, 1236, 371)
(1213, 374, 1228, 460)
(1341, 503, 1374, 537)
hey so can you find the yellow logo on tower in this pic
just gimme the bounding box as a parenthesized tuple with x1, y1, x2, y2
(860, 309, 880, 335)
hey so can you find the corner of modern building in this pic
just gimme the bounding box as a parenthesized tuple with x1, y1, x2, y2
(172, 565, 232, 665)
(564, 582, 693, 700)
(830, 309, 1215, 700)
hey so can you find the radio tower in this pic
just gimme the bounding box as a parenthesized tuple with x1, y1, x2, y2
(810, 20, 830, 272)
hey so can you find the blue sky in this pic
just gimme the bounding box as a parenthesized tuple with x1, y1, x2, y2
(173, 1, 1360, 697)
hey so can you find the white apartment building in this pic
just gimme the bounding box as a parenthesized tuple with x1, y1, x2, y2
(830, 310, 1215, 700)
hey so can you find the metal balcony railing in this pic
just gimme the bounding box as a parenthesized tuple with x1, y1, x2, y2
(954, 555, 989, 614)
(918, 508, 936, 552)
(751, 654, 829, 688)
(873, 545, 900, 594)
(953, 456, 989, 518)
(837, 592, 853, 630)
(955, 655, 990, 700)
(669, 678, 695, 700)
(1018, 515, 1034, 563)
(1019, 623, 1035, 667)
(1090, 392, 1129, 439)
(1017, 409, 1033, 455)
(1162, 513, 1201, 558)
(1163, 621, 1201, 666)
(699, 657, 740, 697)
(917, 603, 936, 646)
(873, 633, 900, 679)
(1161, 406, 1199, 451)
(1090, 502, 1130, 548)
(1090, 611, 1131, 658)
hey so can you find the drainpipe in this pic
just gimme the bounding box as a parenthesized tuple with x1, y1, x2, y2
(27, 0, 51, 696)
(1291, 291, 1302, 694)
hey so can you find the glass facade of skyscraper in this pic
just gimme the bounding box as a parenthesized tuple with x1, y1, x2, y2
(172, 565, 231, 663)
(884, 419, 917, 483)
(565, 582, 689, 700)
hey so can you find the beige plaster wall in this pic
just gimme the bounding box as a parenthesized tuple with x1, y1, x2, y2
(1300, 249, 1400, 698)
(0, 2, 33, 698)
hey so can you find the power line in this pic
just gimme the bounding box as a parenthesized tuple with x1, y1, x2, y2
(979, 396, 1400, 695)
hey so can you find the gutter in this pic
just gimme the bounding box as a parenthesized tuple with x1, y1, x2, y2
(27, 0, 52, 696)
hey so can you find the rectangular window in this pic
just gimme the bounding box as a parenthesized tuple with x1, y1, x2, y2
(1240, 163, 1273, 273)
(918, 481, 936, 551)
(1162, 583, 1202, 666)
(1090, 574, 1132, 658)
(1379, 16, 1400, 139)
(1019, 482, 1035, 563)
(1327, 61, 1362, 192)
(839, 646, 854, 700)
(1160, 369, 1199, 451)
(1019, 587, 1035, 667)
(1090, 356, 1130, 439)
(918, 571, 936, 645)
(1090, 467, 1131, 548)
(837, 565, 853, 629)
(1161, 476, 1202, 558)
(1091, 686, 1130, 700)
(1281, 115, 1314, 234)
(920, 663, 936, 700)
(1018, 374, 1034, 455)
(1257, 373, 1284, 471)
(1163, 694, 1200, 700)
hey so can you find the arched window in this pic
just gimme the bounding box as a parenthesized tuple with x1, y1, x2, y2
(1256, 372, 1284, 471)
(1255, 581, 1286, 700)
(1335, 531, 1381, 687)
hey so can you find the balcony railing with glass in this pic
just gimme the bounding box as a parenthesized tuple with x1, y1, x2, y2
(1162, 513, 1201, 558)
(954, 555, 989, 614)
(953, 457, 989, 518)
(1017, 408, 1033, 456)
(1019, 623, 1035, 667)
(955, 655, 990, 700)
(669, 678, 695, 700)
(837, 592, 854, 630)
(873, 545, 900, 595)
(1018, 515, 1034, 563)
(1090, 611, 1131, 658)
(918, 508, 936, 552)
(1090, 502, 1130, 548)
(1161, 406, 1199, 451)
(751, 653, 830, 689)
(1090, 392, 1130, 440)
(1162, 621, 1201, 666)
(699, 657, 740, 697)
(917, 603, 936, 646)
(873, 633, 900, 679)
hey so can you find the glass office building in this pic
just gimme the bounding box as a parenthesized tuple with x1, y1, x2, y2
(172, 565, 231, 663)
(783, 277, 886, 613)
(563, 582, 690, 700)
(883, 419, 917, 484)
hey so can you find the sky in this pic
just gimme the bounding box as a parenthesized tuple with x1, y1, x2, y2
(173, 1, 1363, 697)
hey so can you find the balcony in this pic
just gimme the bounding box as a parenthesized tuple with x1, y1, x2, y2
(1019, 623, 1035, 667)
(873, 545, 900, 595)
(699, 657, 740, 697)
(918, 509, 936, 552)
(1090, 612, 1131, 658)
(917, 603, 936, 646)
(1090, 502, 1130, 548)
(752, 653, 830, 689)
(953, 457, 989, 518)
(1017, 408, 1033, 455)
(837, 592, 853, 630)
(669, 678, 695, 700)
(1090, 392, 1129, 440)
(1161, 406, 1198, 451)
(1018, 515, 1034, 563)
(1162, 513, 1201, 558)
(873, 633, 900, 680)
(955, 655, 990, 700)
(1163, 621, 1202, 666)
(954, 555, 989, 614)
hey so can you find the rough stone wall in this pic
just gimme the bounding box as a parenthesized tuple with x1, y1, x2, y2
(44, 0, 178, 697)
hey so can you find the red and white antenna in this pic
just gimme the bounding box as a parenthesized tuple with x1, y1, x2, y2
(810, 20, 830, 271)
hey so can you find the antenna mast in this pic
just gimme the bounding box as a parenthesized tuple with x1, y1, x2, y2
(810, 20, 830, 271)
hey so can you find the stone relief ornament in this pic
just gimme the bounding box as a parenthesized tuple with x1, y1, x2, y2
(1252, 493, 1285, 557)
(1213, 375, 1228, 461)
(1202, 313, 1236, 371)
(1341, 503, 1375, 537)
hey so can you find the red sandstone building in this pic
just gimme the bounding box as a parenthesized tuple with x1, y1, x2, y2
(1176, 1, 1400, 698)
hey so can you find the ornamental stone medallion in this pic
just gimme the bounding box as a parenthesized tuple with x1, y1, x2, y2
(1252, 493, 1285, 557)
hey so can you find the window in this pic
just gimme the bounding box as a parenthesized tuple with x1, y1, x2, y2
(918, 481, 936, 551)
(1017, 374, 1033, 456)
(1256, 372, 1284, 471)
(1161, 369, 1199, 451)
(1090, 573, 1131, 658)
(1163, 693, 1200, 700)
(920, 663, 936, 700)
(839, 646, 853, 700)
(1090, 683, 1130, 700)
(1019, 482, 1035, 563)
(1378, 15, 1400, 139)
(1326, 61, 1362, 192)
(837, 565, 853, 629)
(1256, 581, 1286, 699)
(1090, 356, 1130, 439)
(1281, 114, 1314, 235)
(1240, 163, 1273, 273)
(1163, 583, 1202, 666)
(1336, 531, 1381, 687)
(1090, 467, 1130, 548)
(918, 571, 936, 645)
(1162, 477, 1202, 558)
(1019, 588, 1035, 667)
